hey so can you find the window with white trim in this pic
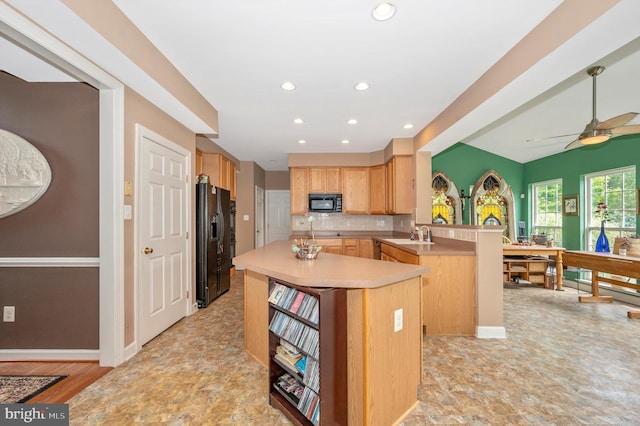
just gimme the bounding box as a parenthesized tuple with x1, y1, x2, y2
(532, 179, 563, 247)
(585, 166, 636, 251)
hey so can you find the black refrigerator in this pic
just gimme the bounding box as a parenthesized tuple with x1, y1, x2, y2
(196, 183, 231, 308)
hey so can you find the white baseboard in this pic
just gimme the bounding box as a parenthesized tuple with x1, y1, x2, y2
(0, 349, 99, 361)
(476, 326, 507, 339)
(124, 341, 138, 362)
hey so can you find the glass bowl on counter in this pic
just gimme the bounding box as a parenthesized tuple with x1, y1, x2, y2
(291, 241, 322, 260)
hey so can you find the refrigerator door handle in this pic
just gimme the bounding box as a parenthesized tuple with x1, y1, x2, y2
(218, 209, 225, 252)
(210, 213, 218, 242)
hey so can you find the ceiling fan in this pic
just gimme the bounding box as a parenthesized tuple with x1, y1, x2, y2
(532, 65, 640, 150)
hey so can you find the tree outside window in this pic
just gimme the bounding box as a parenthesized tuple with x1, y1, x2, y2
(585, 167, 636, 251)
(532, 179, 563, 247)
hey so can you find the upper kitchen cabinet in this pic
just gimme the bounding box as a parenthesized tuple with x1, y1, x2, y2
(309, 167, 342, 194)
(290, 167, 309, 214)
(342, 167, 370, 214)
(198, 152, 237, 200)
(369, 164, 386, 214)
(385, 156, 413, 214)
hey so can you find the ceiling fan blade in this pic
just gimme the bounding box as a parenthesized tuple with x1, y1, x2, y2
(595, 112, 638, 130)
(526, 132, 578, 143)
(610, 124, 640, 136)
(564, 138, 583, 150)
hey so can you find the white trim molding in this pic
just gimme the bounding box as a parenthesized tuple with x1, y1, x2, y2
(0, 257, 99, 267)
(476, 326, 507, 339)
(0, 349, 99, 362)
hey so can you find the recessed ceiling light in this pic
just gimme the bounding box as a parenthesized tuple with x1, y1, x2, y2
(281, 81, 296, 91)
(341, 139, 350, 144)
(298, 139, 306, 144)
(403, 123, 414, 129)
(372, 3, 396, 21)
(347, 119, 358, 125)
(293, 118, 304, 124)
(354, 82, 370, 91)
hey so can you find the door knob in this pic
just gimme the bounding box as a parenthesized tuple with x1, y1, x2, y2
(144, 247, 154, 254)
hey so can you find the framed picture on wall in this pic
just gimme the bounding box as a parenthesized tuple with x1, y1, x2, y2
(562, 194, 579, 216)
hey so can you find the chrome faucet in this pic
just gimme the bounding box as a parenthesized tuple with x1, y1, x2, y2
(416, 225, 432, 242)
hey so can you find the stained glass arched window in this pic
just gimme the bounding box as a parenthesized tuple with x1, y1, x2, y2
(431, 171, 462, 224)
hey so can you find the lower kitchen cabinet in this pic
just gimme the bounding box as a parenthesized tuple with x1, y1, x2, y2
(381, 243, 476, 336)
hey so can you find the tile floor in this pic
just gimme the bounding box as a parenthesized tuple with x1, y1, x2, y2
(68, 274, 640, 425)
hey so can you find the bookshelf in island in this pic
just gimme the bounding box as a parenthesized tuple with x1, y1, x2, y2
(268, 279, 347, 425)
(235, 240, 429, 426)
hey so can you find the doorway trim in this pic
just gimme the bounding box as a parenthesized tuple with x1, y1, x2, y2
(0, 4, 125, 366)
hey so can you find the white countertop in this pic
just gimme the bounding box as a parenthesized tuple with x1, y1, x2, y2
(233, 240, 429, 289)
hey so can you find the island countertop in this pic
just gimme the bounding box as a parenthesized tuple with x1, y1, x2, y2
(233, 240, 429, 288)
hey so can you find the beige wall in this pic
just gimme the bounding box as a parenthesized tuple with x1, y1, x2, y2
(63, 0, 218, 134)
(123, 87, 196, 346)
(289, 152, 385, 168)
(236, 161, 266, 257)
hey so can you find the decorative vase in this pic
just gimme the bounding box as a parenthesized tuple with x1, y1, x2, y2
(595, 221, 610, 253)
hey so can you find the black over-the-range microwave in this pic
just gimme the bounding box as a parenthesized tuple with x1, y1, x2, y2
(308, 193, 342, 213)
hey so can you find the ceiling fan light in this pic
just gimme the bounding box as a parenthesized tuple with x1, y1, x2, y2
(582, 135, 610, 145)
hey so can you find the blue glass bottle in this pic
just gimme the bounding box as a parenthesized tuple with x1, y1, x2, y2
(595, 221, 610, 253)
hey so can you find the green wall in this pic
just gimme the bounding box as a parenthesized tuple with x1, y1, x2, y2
(433, 135, 640, 251)
(432, 143, 525, 225)
(523, 134, 640, 250)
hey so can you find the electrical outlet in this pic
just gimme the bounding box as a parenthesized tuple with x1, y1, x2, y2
(3, 306, 15, 322)
(394, 308, 403, 332)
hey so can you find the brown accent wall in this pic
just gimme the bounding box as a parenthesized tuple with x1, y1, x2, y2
(0, 71, 100, 349)
(0, 269, 99, 348)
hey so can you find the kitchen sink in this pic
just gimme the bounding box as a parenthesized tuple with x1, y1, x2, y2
(381, 239, 435, 245)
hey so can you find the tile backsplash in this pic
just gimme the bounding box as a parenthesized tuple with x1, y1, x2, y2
(292, 213, 412, 233)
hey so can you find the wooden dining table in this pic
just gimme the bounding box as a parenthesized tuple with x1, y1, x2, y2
(502, 244, 565, 290)
(562, 250, 640, 318)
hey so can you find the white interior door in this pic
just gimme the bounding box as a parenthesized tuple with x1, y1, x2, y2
(137, 126, 189, 346)
(255, 185, 265, 248)
(266, 190, 291, 243)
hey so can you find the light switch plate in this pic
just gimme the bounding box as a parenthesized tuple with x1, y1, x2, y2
(3, 306, 15, 322)
(394, 308, 403, 332)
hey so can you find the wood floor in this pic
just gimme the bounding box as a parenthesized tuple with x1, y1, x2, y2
(0, 361, 112, 403)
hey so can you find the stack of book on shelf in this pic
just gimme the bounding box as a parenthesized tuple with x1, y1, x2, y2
(269, 282, 320, 324)
(273, 372, 320, 425)
(275, 373, 305, 405)
(275, 339, 303, 372)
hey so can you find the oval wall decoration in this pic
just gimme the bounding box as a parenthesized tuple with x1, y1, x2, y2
(0, 129, 52, 218)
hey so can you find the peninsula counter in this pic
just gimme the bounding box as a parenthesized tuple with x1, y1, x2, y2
(234, 240, 429, 426)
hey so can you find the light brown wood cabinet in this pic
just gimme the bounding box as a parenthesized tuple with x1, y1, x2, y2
(342, 238, 359, 257)
(342, 167, 370, 214)
(381, 243, 476, 336)
(316, 238, 343, 255)
(385, 156, 413, 214)
(358, 238, 374, 259)
(197, 152, 237, 200)
(309, 167, 341, 194)
(290, 167, 309, 214)
(369, 164, 386, 214)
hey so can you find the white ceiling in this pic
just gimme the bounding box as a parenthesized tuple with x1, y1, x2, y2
(2, 1, 640, 171)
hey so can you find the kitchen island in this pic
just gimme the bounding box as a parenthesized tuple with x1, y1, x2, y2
(234, 240, 429, 426)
